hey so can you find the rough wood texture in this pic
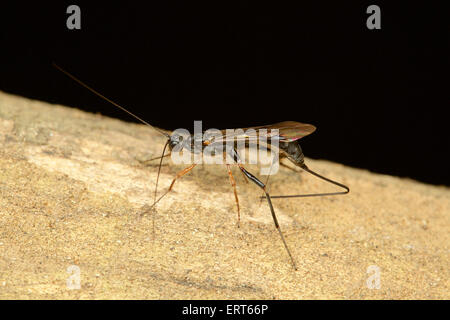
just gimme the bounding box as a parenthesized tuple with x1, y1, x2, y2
(0, 91, 448, 299)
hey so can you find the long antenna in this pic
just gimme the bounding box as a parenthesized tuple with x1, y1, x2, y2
(53, 63, 170, 138)
(269, 163, 349, 199)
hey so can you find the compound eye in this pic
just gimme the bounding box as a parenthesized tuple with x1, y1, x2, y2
(169, 139, 178, 149)
(169, 133, 186, 150)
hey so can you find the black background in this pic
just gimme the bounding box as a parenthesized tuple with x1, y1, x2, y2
(0, 300, 434, 319)
(1, 1, 448, 185)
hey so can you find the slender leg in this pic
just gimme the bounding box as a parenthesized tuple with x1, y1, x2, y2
(226, 164, 241, 227)
(228, 148, 248, 183)
(267, 163, 350, 199)
(258, 154, 290, 205)
(240, 170, 249, 183)
(238, 164, 297, 270)
(280, 161, 296, 171)
(143, 164, 196, 241)
(138, 153, 171, 166)
(150, 164, 197, 209)
(258, 157, 276, 205)
(257, 161, 293, 206)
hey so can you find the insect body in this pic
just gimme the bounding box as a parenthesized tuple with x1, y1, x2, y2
(54, 64, 349, 270)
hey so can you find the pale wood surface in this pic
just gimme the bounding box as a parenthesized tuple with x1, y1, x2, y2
(0, 91, 448, 299)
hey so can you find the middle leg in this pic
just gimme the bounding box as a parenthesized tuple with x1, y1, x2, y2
(226, 164, 241, 227)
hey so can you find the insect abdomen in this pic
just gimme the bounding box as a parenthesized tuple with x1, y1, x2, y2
(280, 141, 304, 165)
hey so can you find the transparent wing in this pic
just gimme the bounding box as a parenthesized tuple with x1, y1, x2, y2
(206, 121, 316, 145)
